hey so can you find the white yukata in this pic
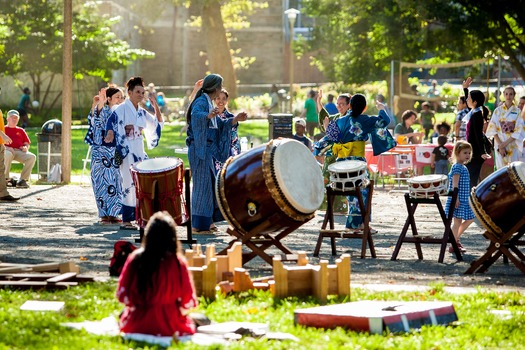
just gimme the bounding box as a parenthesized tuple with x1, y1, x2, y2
(485, 104, 524, 169)
(107, 99, 163, 222)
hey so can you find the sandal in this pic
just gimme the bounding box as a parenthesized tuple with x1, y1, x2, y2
(192, 228, 212, 235)
(99, 217, 112, 225)
(109, 217, 122, 224)
(120, 223, 138, 230)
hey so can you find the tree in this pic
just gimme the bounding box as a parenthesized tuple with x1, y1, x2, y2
(301, 0, 525, 83)
(186, 0, 267, 98)
(0, 0, 154, 115)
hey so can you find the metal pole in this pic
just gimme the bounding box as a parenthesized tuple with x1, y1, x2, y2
(289, 18, 295, 114)
(390, 60, 394, 114)
(496, 55, 502, 106)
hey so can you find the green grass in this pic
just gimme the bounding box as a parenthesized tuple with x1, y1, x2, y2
(12, 120, 271, 179)
(1, 282, 524, 349)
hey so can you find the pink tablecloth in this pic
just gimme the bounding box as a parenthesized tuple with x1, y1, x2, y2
(365, 143, 454, 174)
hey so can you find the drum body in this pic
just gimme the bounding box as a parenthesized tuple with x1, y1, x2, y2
(407, 174, 448, 199)
(469, 161, 525, 237)
(327, 160, 369, 191)
(216, 139, 324, 234)
(131, 157, 188, 228)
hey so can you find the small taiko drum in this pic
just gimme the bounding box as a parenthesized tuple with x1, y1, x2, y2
(407, 174, 448, 199)
(216, 138, 324, 234)
(469, 161, 525, 237)
(327, 160, 369, 191)
(131, 157, 188, 228)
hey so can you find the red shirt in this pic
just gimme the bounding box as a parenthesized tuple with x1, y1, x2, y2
(116, 252, 197, 337)
(5, 126, 30, 149)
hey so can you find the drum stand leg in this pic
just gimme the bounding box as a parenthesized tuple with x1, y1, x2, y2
(218, 216, 296, 265)
(179, 169, 196, 246)
(391, 190, 461, 263)
(465, 218, 525, 274)
(314, 181, 376, 258)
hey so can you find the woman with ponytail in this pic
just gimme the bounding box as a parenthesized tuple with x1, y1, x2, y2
(314, 93, 395, 230)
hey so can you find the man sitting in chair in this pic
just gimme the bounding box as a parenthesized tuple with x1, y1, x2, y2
(4, 110, 35, 188)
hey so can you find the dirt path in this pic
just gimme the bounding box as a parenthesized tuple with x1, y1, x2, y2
(1, 184, 523, 290)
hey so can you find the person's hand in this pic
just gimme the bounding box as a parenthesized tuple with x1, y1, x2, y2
(430, 163, 435, 169)
(455, 199, 460, 209)
(323, 116, 329, 131)
(1, 134, 12, 145)
(497, 144, 506, 157)
(208, 107, 219, 119)
(194, 79, 204, 90)
(234, 112, 248, 124)
(462, 77, 472, 89)
(104, 130, 114, 143)
(482, 153, 492, 160)
(375, 101, 386, 111)
(21, 145, 28, 152)
(148, 94, 158, 107)
(317, 89, 323, 103)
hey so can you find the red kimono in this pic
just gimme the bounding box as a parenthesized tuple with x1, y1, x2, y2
(116, 252, 197, 337)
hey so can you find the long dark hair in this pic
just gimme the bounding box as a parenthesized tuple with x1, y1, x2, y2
(186, 74, 223, 123)
(349, 93, 367, 117)
(133, 211, 181, 295)
(402, 110, 417, 127)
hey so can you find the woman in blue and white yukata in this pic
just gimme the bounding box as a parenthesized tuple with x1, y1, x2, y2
(314, 94, 396, 230)
(84, 86, 124, 224)
(186, 74, 247, 233)
(105, 76, 163, 229)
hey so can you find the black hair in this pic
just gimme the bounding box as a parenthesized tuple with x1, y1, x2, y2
(437, 135, 447, 146)
(469, 90, 485, 107)
(126, 76, 145, 93)
(349, 94, 367, 117)
(337, 94, 351, 105)
(401, 110, 417, 126)
(105, 87, 121, 104)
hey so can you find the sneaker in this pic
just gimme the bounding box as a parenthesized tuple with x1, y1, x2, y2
(16, 180, 29, 188)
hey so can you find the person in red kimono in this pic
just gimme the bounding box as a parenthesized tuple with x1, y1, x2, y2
(116, 211, 198, 337)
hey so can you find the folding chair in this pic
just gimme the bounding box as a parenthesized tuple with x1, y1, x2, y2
(80, 145, 92, 184)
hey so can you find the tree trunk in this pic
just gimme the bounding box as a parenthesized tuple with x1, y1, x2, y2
(201, 0, 238, 98)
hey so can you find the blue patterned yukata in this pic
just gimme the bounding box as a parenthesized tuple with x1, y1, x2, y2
(314, 109, 395, 228)
(84, 105, 122, 218)
(186, 94, 235, 230)
(106, 99, 163, 223)
(218, 109, 240, 156)
(445, 163, 475, 220)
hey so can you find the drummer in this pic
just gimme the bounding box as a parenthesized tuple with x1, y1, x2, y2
(316, 90, 352, 213)
(314, 94, 396, 231)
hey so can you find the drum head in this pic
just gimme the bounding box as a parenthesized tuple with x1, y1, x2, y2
(327, 160, 367, 173)
(133, 157, 182, 173)
(408, 174, 447, 183)
(272, 139, 324, 213)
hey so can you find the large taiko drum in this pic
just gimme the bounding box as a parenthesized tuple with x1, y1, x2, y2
(407, 174, 449, 199)
(216, 138, 324, 234)
(469, 161, 525, 237)
(131, 157, 188, 228)
(327, 160, 369, 191)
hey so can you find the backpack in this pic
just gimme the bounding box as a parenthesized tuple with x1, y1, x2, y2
(109, 240, 137, 277)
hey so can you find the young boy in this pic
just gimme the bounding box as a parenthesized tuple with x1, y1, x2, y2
(431, 135, 450, 175)
(292, 118, 313, 151)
